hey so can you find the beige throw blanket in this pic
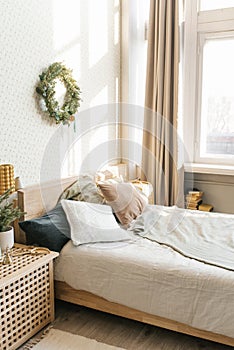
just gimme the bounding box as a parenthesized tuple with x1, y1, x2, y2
(129, 205, 234, 271)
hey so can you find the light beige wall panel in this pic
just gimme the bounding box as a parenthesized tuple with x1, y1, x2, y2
(185, 173, 234, 214)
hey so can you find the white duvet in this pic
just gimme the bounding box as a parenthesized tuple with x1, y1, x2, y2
(55, 234, 234, 338)
(129, 205, 234, 271)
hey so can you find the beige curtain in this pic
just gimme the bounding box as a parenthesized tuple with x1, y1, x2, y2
(142, 0, 182, 206)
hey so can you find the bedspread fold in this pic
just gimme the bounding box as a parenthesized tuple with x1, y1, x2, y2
(129, 205, 234, 271)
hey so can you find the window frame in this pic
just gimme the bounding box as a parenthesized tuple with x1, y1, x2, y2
(183, 1, 234, 172)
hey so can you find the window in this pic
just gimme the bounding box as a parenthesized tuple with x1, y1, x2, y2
(183, 1, 234, 170)
(198, 33, 234, 162)
(199, 0, 234, 11)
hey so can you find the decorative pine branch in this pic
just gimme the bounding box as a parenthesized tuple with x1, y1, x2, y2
(0, 188, 25, 232)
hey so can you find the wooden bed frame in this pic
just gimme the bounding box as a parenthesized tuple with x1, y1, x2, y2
(15, 177, 234, 347)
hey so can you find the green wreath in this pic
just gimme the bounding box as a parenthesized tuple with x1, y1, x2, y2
(36, 62, 81, 125)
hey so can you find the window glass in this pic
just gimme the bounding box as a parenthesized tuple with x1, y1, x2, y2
(199, 36, 234, 159)
(200, 0, 234, 11)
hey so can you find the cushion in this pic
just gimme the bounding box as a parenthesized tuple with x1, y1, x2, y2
(130, 179, 154, 204)
(61, 200, 131, 246)
(95, 167, 124, 182)
(59, 174, 104, 204)
(19, 204, 70, 252)
(97, 182, 147, 227)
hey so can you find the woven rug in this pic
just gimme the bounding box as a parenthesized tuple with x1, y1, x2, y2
(23, 328, 125, 350)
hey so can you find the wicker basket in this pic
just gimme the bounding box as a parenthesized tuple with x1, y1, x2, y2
(0, 164, 15, 195)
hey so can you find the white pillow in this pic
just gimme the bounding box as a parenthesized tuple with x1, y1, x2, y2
(61, 200, 131, 246)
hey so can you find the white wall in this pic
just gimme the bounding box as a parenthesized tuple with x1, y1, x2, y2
(0, 0, 120, 186)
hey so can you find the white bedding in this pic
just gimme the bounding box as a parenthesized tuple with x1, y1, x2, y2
(55, 235, 234, 338)
(129, 205, 234, 271)
(61, 200, 131, 245)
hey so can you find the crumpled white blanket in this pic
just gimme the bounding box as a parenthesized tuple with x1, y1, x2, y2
(129, 205, 234, 271)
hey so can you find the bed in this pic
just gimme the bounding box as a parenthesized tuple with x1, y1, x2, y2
(15, 176, 234, 347)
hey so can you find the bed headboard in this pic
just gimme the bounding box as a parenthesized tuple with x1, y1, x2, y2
(15, 176, 77, 243)
(14, 163, 131, 243)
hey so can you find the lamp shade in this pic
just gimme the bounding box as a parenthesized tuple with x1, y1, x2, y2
(15, 177, 23, 191)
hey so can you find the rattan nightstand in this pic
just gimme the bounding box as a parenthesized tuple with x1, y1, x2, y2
(0, 245, 58, 350)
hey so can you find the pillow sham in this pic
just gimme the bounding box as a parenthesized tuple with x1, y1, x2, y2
(19, 203, 70, 252)
(97, 182, 147, 227)
(61, 200, 131, 246)
(59, 174, 105, 204)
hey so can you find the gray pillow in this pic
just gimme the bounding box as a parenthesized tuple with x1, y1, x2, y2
(19, 204, 70, 252)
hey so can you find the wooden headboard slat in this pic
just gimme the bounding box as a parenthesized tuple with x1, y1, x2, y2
(15, 176, 78, 243)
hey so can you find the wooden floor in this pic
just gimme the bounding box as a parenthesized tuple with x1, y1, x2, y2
(47, 300, 233, 350)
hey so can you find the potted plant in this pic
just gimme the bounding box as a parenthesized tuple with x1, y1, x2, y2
(0, 188, 24, 252)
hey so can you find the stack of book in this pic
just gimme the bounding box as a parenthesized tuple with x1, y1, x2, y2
(198, 203, 214, 212)
(186, 190, 203, 210)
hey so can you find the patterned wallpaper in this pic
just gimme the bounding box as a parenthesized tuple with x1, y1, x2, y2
(0, 0, 120, 186)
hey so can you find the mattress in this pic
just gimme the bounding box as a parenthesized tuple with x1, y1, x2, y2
(54, 236, 234, 338)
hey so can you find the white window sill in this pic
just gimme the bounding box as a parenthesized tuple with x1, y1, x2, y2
(184, 163, 234, 176)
